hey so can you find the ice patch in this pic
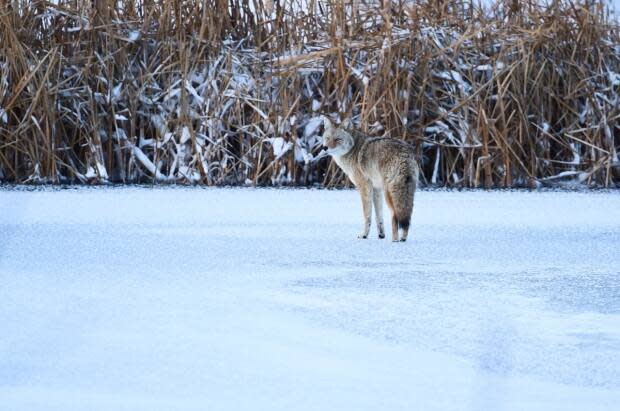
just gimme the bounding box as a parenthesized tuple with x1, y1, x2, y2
(1, 188, 619, 411)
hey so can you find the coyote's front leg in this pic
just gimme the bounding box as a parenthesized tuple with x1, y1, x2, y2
(357, 181, 372, 239)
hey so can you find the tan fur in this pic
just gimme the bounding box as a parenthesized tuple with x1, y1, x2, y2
(322, 117, 419, 242)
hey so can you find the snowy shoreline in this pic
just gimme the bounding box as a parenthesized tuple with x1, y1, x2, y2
(2, 183, 620, 193)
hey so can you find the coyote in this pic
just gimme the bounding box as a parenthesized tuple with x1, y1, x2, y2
(322, 117, 419, 242)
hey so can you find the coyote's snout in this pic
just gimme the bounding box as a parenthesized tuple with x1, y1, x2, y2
(322, 117, 419, 242)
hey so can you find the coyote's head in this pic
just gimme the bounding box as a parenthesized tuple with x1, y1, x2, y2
(321, 117, 353, 156)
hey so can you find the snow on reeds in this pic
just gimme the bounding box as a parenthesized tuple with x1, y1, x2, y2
(0, 0, 618, 187)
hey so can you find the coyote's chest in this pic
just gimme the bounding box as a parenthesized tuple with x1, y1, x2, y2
(333, 154, 383, 189)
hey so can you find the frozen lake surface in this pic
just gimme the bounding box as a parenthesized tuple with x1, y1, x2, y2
(1, 187, 619, 410)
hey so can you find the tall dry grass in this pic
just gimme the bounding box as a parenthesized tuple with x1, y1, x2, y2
(0, 0, 618, 187)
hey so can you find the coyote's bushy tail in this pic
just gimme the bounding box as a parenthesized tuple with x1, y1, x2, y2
(394, 163, 418, 230)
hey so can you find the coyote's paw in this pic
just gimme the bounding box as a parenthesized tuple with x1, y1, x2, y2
(378, 233, 385, 239)
(357, 233, 368, 239)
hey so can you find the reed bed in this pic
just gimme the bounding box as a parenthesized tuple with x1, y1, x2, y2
(0, 0, 618, 187)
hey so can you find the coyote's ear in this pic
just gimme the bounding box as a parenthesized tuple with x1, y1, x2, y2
(323, 116, 334, 131)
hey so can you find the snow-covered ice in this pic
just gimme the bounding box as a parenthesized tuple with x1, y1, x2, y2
(0, 187, 619, 411)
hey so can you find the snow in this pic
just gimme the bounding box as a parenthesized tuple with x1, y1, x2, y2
(127, 31, 140, 42)
(267, 137, 293, 159)
(130, 145, 168, 182)
(303, 116, 323, 138)
(311, 99, 322, 111)
(110, 83, 122, 103)
(1, 187, 619, 411)
(84, 162, 109, 182)
(607, 0, 620, 19)
(180, 126, 192, 144)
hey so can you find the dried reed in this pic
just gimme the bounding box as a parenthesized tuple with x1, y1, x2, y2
(0, 1, 618, 187)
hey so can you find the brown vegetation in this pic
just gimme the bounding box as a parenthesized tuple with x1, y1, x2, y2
(0, 1, 618, 187)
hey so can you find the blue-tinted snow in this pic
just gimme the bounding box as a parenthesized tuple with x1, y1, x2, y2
(0, 187, 619, 410)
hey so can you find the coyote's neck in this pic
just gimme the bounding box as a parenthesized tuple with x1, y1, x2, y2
(332, 130, 366, 177)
